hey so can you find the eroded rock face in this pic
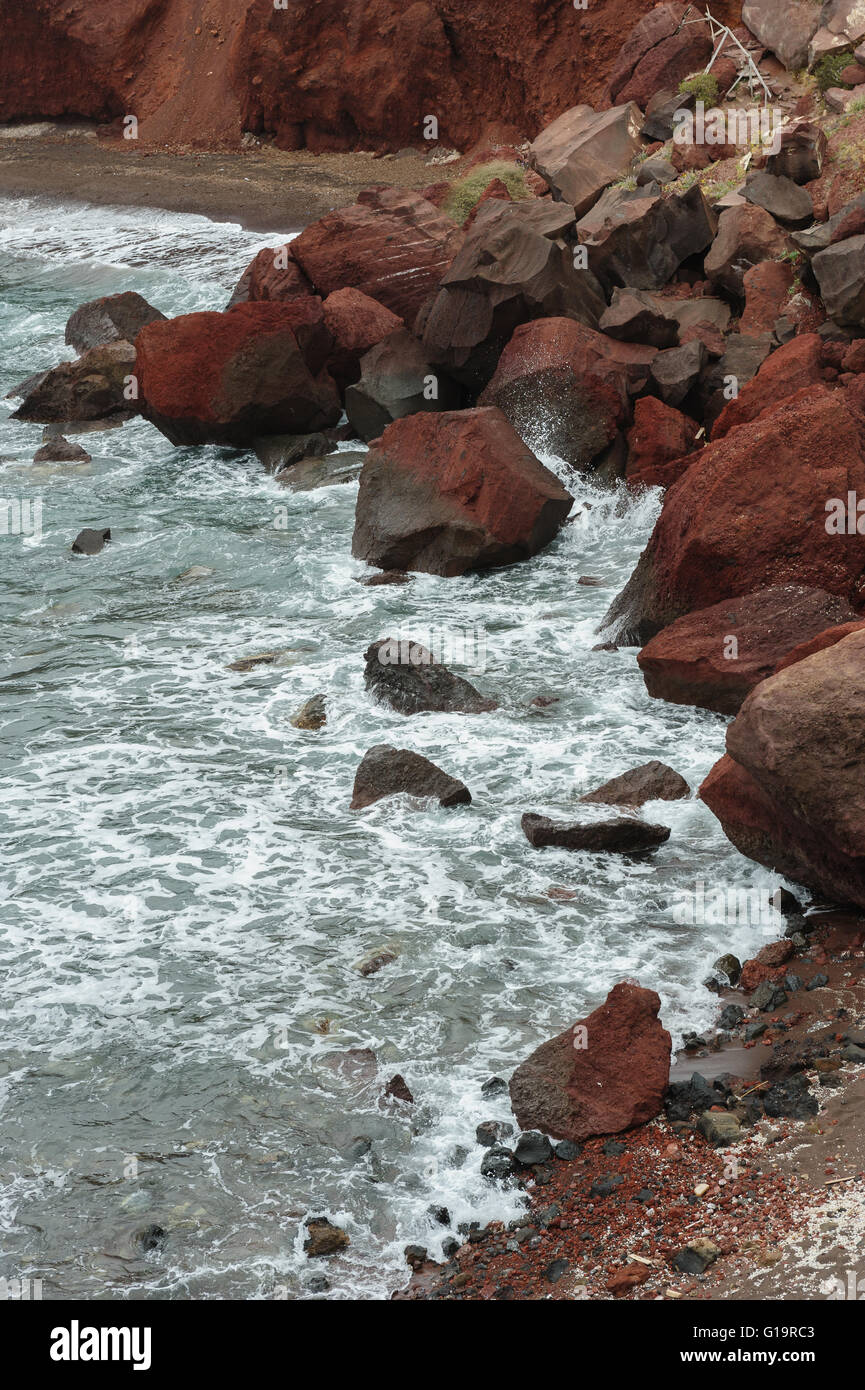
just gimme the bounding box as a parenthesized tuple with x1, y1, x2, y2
(135, 302, 341, 445)
(10, 342, 136, 423)
(65, 292, 166, 353)
(226, 245, 312, 308)
(290, 188, 463, 325)
(638, 585, 860, 714)
(700, 629, 865, 907)
(363, 639, 496, 715)
(711, 334, 828, 438)
(704, 204, 791, 301)
(509, 982, 672, 1142)
(350, 744, 471, 809)
(625, 396, 700, 491)
(603, 387, 865, 644)
(321, 288, 403, 392)
(813, 234, 865, 329)
(352, 407, 574, 577)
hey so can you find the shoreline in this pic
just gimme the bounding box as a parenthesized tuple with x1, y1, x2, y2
(0, 130, 461, 233)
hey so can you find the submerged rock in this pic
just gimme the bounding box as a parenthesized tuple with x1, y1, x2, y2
(290, 694, 326, 730)
(11, 342, 136, 423)
(304, 1217, 349, 1258)
(363, 639, 496, 716)
(71, 527, 110, 555)
(521, 811, 670, 853)
(33, 436, 91, 463)
(509, 981, 672, 1142)
(350, 745, 471, 810)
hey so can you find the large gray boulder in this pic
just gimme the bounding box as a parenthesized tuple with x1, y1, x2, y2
(65, 292, 166, 354)
(345, 329, 461, 441)
(742, 0, 821, 71)
(529, 103, 644, 219)
(812, 235, 865, 328)
(576, 184, 716, 293)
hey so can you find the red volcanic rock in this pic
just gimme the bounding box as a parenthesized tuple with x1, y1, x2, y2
(136, 302, 340, 446)
(739, 940, 794, 994)
(226, 245, 312, 308)
(712, 335, 829, 439)
(462, 178, 513, 230)
(774, 618, 865, 673)
(638, 585, 859, 714)
(478, 317, 654, 471)
(704, 204, 792, 300)
(509, 982, 672, 1142)
(603, 387, 865, 644)
(351, 406, 573, 577)
(625, 396, 700, 491)
(290, 188, 463, 325)
(739, 260, 794, 336)
(321, 288, 403, 392)
(617, 27, 712, 110)
(701, 629, 865, 907)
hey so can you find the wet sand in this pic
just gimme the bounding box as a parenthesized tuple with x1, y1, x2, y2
(0, 128, 460, 231)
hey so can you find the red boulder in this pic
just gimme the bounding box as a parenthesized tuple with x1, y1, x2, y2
(604, 387, 865, 643)
(625, 396, 700, 490)
(136, 302, 340, 446)
(638, 585, 859, 714)
(352, 406, 573, 577)
(290, 187, 463, 324)
(509, 981, 672, 1142)
(712, 334, 830, 438)
(226, 244, 312, 307)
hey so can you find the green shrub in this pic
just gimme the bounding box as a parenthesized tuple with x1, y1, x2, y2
(814, 50, 853, 93)
(443, 160, 531, 225)
(678, 72, 720, 105)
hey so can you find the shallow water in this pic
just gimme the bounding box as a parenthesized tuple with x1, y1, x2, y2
(0, 194, 789, 1300)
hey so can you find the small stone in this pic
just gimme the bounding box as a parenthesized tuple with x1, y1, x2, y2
(545, 1257, 569, 1283)
(71, 527, 110, 555)
(554, 1139, 582, 1161)
(671, 1237, 720, 1275)
(590, 1173, 624, 1197)
(354, 946, 398, 977)
(842, 1043, 865, 1063)
(694, 1182, 709, 1197)
(291, 693, 326, 730)
(428, 1205, 450, 1226)
(513, 1131, 554, 1166)
(33, 436, 91, 463)
(481, 1076, 509, 1099)
(307, 1274, 330, 1293)
(712, 953, 742, 987)
(383, 1073, 413, 1104)
(476, 1120, 514, 1148)
(697, 1111, 741, 1148)
(304, 1217, 349, 1258)
(404, 1244, 428, 1270)
(480, 1146, 515, 1182)
(602, 1139, 626, 1156)
(750, 981, 788, 1012)
(807, 973, 829, 991)
(719, 1004, 745, 1030)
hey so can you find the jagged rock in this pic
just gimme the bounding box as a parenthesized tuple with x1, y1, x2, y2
(11, 342, 136, 423)
(276, 451, 365, 491)
(704, 204, 792, 300)
(648, 339, 706, 408)
(638, 585, 859, 714)
(697, 332, 774, 428)
(600, 288, 679, 347)
(291, 694, 326, 730)
(576, 183, 717, 294)
(743, 171, 814, 229)
(350, 745, 471, 810)
(65, 291, 165, 353)
(364, 639, 495, 716)
(712, 333, 827, 438)
(253, 433, 333, 471)
(321, 287, 403, 392)
(767, 120, 827, 184)
(521, 811, 671, 853)
(625, 396, 700, 491)
(529, 102, 644, 218)
(636, 155, 678, 187)
(813, 235, 865, 329)
(304, 1217, 349, 1258)
(226, 244, 312, 308)
(741, 0, 821, 71)
(580, 760, 690, 807)
(421, 198, 605, 391)
(352, 407, 573, 577)
(509, 981, 672, 1142)
(345, 329, 461, 441)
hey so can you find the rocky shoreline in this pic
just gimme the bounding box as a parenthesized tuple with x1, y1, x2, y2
(6, 0, 865, 1302)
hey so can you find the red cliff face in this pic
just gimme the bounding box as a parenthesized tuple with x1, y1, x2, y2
(0, 0, 742, 153)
